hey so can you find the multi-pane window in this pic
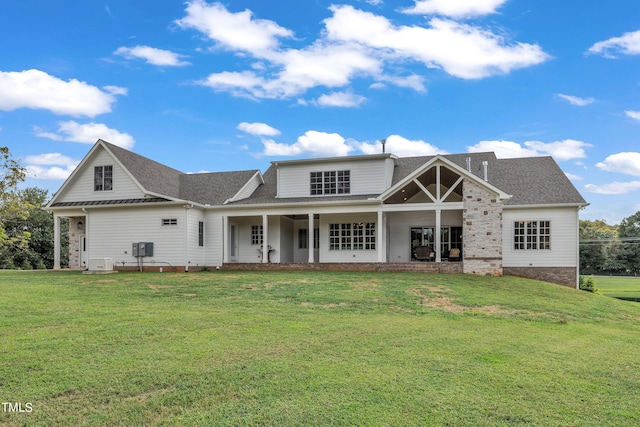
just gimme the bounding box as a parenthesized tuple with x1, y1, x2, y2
(329, 224, 341, 250)
(329, 223, 375, 250)
(94, 165, 113, 191)
(251, 225, 263, 245)
(198, 221, 204, 247)
(514, 221, 551, 250)
(310, 171, 350, 195)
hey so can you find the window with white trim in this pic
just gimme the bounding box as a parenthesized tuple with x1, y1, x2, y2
(251, 225, 263, 245)
(310, 170, 350, 195)
(198, 221, 204, 247)
(514, 221, 550, 250)
(329, 223, 375, 250)
(94, 165, 113, 191)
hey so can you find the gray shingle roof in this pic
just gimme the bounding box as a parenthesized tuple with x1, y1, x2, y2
(103, 140, 183, 199)
(101, 140, 586, 208)
(102, 140, 259, 206)
(179, 171, 260, 205)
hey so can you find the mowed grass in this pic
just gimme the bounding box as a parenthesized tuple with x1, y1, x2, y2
(593, 275, 640, 300)
(1, 271, 639, 426)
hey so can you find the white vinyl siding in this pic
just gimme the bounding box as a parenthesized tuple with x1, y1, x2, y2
(55, 148, 144, 203)
(87, 206, 187, 267)
(231, 172, 262, 202)
(278, 158, 390, 198)
(503, 207, 579, 268)
(186, 208, 206, 268)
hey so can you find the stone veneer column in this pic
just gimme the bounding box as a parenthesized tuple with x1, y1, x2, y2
(462, 179, 503, 276)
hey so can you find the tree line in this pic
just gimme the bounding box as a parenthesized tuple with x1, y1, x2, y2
(580, 213, 640, 276)
(0, 147, 68, 269)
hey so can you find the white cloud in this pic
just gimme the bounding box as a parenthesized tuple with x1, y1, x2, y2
(467, 140, 539, 158)
(596, 152, 640, 176)
(584, 181, 640, 195)
(237, 122, 281, 136)
(625, 110, 640, 122)
(402, 0, 507, 18)
(357, 134, 445, 157)
(183, 3, 548, 100)
(262, 130, 354, 157)
(587, 29, 640, 58)
(103, 86, 129, 96)
(24, 153, 80, 180)
(565, 172, 583, 181)
(0, 69, 123, 117)
(467, 139, 591, 161)
(35, 120, 135, 149)
(114, 45, 191, 67)
(524, 139, 591, 161)
(325, 5, 550, 80)
(557, 93, 594, 106)
(176, 0, 293, 57)
(315, 91, 367, 108)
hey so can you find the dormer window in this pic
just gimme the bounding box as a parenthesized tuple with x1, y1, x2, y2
(310, 170, 350, 195)
(94, 165, 113, 191)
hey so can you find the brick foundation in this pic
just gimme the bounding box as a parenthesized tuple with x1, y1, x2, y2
(503, 267, 577, 288)
(222, 262, 463, 274)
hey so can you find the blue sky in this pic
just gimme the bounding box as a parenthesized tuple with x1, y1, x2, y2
(2, 0, 640, 223)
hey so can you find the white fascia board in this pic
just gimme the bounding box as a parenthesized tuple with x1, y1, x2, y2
(224, 170, 264, 204)
(504, 203, 589, 210)
(378, 155, 511, 202)
(45, 140, 108, 209)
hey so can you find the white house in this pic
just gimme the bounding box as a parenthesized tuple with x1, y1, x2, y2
(46, 139, 587, 287)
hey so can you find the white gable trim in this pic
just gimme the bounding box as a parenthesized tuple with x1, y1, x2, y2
(378, 155, 511, 202)
(224, 171, 265, 205)
(46, 140, 147, 208)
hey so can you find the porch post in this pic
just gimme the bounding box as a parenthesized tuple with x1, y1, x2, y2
(308, 213, 315, 263)
(53, 214, 61, 270)
(262, 214, 269, 263)
(377, 211, 384, 262)
(222, 216, 229, 263)
(435, 209, 442, 262)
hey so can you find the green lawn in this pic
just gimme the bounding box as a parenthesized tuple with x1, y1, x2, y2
(1, 270, 639, 426)
(592, 275, 640, 300)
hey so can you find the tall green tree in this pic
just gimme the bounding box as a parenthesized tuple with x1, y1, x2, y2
(617, 211, 640, 275)
(579, 219, 618, 275)
(0, 187, 69, 269)
(0, 147, 30, 252)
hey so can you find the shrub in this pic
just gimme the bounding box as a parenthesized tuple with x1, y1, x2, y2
(579, 276, 597, 293)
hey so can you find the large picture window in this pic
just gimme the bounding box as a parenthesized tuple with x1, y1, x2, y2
(310, 171, 350, 195)
(329, 222, 375, 250)
(94, 165, 113, 191)
(514, 221, 550, 250)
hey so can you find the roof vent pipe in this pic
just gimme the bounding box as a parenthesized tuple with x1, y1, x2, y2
(466, 157, 471, 172)
(381, 138, 386, 154)
(482, 161, 488, 181)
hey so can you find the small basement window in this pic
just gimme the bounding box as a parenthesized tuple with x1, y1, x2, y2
(162, 218, 178, 226)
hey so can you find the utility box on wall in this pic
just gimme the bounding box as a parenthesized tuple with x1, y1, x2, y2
(132, 242, 154, 257)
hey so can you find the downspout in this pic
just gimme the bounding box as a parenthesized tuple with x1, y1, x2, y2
(576, 207, 581, 289)
(184, 204, 192, 272)
(81, 208, 89, 270)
